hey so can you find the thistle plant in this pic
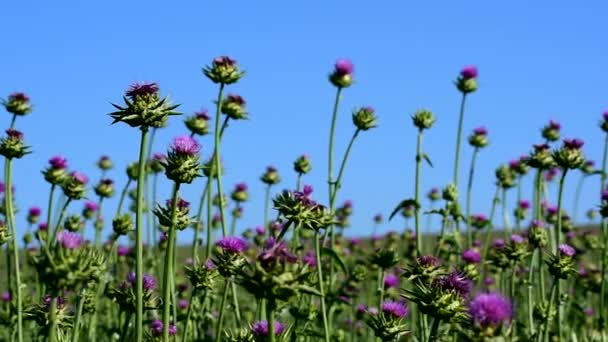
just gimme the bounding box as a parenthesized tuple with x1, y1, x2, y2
(109, 82, 180, 342)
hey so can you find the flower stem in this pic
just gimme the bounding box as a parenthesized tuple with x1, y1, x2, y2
(134, 126, 149, 342)
(214, 280, 231, 342)
(264, 185, 271, 231)
(4, 159, 22, 342)
(181, 288, 197, 342)
(377, 269, 385, 307)
(191, 182, 208, 262)
(572, 174, 586, 224)
(481, 186, 501, 264)
(49, 198, 72, 247)
(71, 288, 86, 342)
(94, 197, 104, 249)
(452, 93, 467, 186)
(46, 184, 56, 243)
(162, 182, 181, 341)
(213, 83, 228, 237)
(205, 176, 214, 259)
(553, 169, 568, 341)
(414, 129, 425, 256)
(9, 114, 16, 129)
(49, 297, 58, 342)
(116, 179, 132, 217)
(314, 231, 331, 342)
(268, 300, 276, 342)
(527, 249, 537, 336)
(428, 318, 441, 342)
(502, 188, 511, 239)
(465, 148, 479, 248)
(600, 132, 608, 335)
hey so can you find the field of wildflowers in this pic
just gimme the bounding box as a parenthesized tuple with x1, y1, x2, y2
(0, 57, 606, 342)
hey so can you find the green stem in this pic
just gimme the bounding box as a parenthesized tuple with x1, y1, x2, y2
(116, 179, 132, 217)
(527, 249, 537, 336)
(49, 198, 72, 247)
(230, 281, 242, 325)
(94, 197, 104, 249)
(314, 232, 331, 342)
(516, 176, 522, 232)
(377, 269, 385, 307)
(230, 203, 239, 236)
(191, 181, 208, 262)
(466, 148, 479, 249)
(214, 280, 231, 342)
(324, 86, 343, 246)
(121, 313, 132, 342)
(542, 280, 557, 342)
(414, 129, 424, 256)
(71, 288, 86, 342)
(162, 182, 181, 341)
(205, 175, 214, 260)
(181, 289, 197, 342)
(481, 186, 501, 264)
(601, 133, 608, 336)
(428, 318, 441, 342)
(264, 185, 271, 231)
(49, 297, 58, 342)
(4, 159, 22, 342)
(452, 93, 467, 186)
(212, 83, 228, 237)
(45, 184, 56, 244)
(134, 127, 149, 342)
(146, 128, 157, 248)
(268, 300, 276, 342)
(502, 188, 511, 239)
(152, 174, 159, 250)
(296, 173, 302, 191)
(9, 114, 16, 129)
(554, 170, 567, 254)
(572, 174, 585, 224)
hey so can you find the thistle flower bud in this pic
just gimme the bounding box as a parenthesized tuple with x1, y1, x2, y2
(221, 94, 248, 120)
(0, 221, 10, 246)
(150, 319, 177, 337)
(27, 206, 41, 224)
(528, 220, 548, 248)
(213, 193, 228, 208)
(581, 160, 595, 175)
(164, 135, 202, 184)
(148, 153, 166, 174)
(352, 106, 378, 131)
(203, 56, 245, 85)
(553, 138, 585, 169)
(412, 109, 436, 130)
(373, 213, 383, 224)
(401, 204, 415, 218)
(329, 59, 354, 88)
(109, 82, 180, 128)
(370, 248, 399, 270)
(462, 249, 482, 264)
(231, 182, 249, 202)
(455, 65, 478, 94)
(442, 183, 459, 202)
(61, 172, 88, 200)
(184, 109, 211, 136)
(82, 201, 98, 220)
(64, 214, 84, 232)
(251, 320, 285, 338)
(600, 111, 608, 133)
(468, 126, 489, 148)
(261, 166, 281, 185)
(43, 156, 69, 185)
(509, 157, 530, 176)
(185, 259, 218, 291)
(94, 178, 115, 198)
(112, 213, 133, 236)
(542, 120, 561, 142)
(527, 143, 555, 169)
(97, 155, 113, 171)
(495, 164, 516, 189)
(470, 214, 490, 230)
(427, 188, 441, 201)
(0, 129, 31, 159)
(153, 197, 194, 231)
(2, 92, 32, 116)
(202, 157, 223, 178)
(548, 244, 577, 279)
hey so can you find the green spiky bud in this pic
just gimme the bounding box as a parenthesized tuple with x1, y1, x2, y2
(293, 154, 312, 175)
(97, 155, 113, 171)
(352, 106, 378, 131)
(0, 129, 31, 159)
(2, 92, 32, 116)
(153, 197, 195, 231)
(261, 166, 281, 185)
(221, 94, 248, 120)
(61, 172, 88, 200)
(94, 178, 115, 198)
(112, 214, 133, 236)
(109, 82, 181, 128)
(412, 109, 435, 130)
(442, 183, 459, 202)
(64, 214, 84, 233)
(202, 56, 245, 85)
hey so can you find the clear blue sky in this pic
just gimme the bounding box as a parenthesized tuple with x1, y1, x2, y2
(1, 1, 607, 244)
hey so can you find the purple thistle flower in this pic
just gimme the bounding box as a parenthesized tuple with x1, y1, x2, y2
(303, 250, 317, 267)
(235, 182, 248, 192)
(462, 249, 482, 264)
(559, 244, 576, 257)
(127, 272, 157, 291)
(28, 207, 41, 217)
(602, 190, 608, 202)
(204, 259, 216, 270)
(8, 92, 29, 102)
(216, 236, 248, 254)
(460, 65, 478, 79)
(178, 299, 188, 310)
(473, 126, 488, 136)
(473, 240, 482, 247)
(584, 307, 595, 316)
(84, 201, 98, 212)
(436, 271, 472, 296)
(57, 231, 83, 249)
(150, 319, 177, 336)
(563, 138, 584, 150)
(511, 234, 525, 244)
(116, 245, 131, 257)
(255, 226, 266, 236)
(518, 200, 530, 210)
(195, 109, 210, 120)
(6, 129, 23, 140)
(1, 291, 11, 303)
(170, 135, 201, 155)
(484, 276, 496, 286)
(356, 304, 367, 314)
(418, 255, 441, 267)
(38, 222, 48, 231)
(549, 120, 561, 130)
(71, 172, 89, 184)
(251, 320, 285, 337)
(258, 237, 298, 266)
(381, 300, 409, 319)
(126, 82, 159, 98)
(153, 153, 166, 162)
(49, 155, 68, 169)
(469, 292, 512, 327)
(492, 239, 506, 249)
(334, 59, 354, 76)
(384, 273, 400, 288)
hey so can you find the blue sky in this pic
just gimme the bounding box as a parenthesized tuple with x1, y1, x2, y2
(1, 1, 607, 244)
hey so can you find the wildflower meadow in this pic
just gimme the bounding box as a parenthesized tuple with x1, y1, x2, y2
(1, 54, 607, 342)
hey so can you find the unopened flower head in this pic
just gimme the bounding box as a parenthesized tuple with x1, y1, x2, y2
(542, 119, 561, 142)
(27, 206, 41, 224)
(553, 138, 586, 169)
(164, 136, 202, 184)
(350, 106, 378, 131)
(456, 65, 478, 93)
(2, 92, 32, 116)
(221, 94, 248, 120)
(527, 143, 555, 169)
(0, 129, 30, 159)
(61, 171, 88, 199)
(43, 156, 69, 185)
(329, 58, 354, 88)
(231, 182, 249, 202)
(184, 109, 211, 136)
(97, 155, 113, 171)
(261, 166, 281, 185)
(600, 110, 608, 132)
(412, 109, 436, 130)
(203, 56, 244, 85)
(293, 153, 312, 174)
(468, 126, 489, 148)
(581, 160, 595, 174)
(150, 319, 177, 336)
(428, 188, 441, 201)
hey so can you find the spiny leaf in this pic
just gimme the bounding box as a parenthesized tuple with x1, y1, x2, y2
(321, 247, 348, 276)
(423, 153, 434, 168)
(389, 198, 420, 221)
